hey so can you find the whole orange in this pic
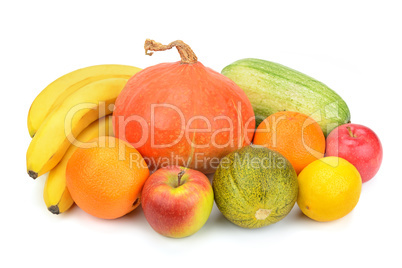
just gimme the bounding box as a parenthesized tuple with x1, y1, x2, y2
(66, 136, 149, 219)
(253, 111, 325, 174)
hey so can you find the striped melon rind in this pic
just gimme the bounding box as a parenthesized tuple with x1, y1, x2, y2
(212, 145, 298, 229)
(221, 58, 351, 136)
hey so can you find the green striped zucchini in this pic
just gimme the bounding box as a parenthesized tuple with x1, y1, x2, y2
(221, 58, 350, 136)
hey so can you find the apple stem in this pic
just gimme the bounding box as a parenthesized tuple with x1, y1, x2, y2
(177, 170, 186, 187)
(346, 126, 356, 138)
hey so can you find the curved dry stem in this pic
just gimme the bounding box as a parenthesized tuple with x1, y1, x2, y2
(144, 39, 198, 64)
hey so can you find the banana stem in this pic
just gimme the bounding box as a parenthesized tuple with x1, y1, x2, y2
(48, 205, 60, 215)
(28, 170, 38, 179)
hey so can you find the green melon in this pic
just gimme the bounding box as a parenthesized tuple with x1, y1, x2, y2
(212, 145, 298, 229)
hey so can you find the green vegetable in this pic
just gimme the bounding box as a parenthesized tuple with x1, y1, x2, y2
(221, 58, 350, 136)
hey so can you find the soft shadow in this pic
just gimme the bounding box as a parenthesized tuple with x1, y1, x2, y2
(206, 206, 247, 233)
(209, 212, 232, 228)
(117, 205, 146, 224)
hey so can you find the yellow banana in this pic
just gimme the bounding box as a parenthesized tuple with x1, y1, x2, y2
(26, 77, 127, 179)
(44, 116, 114, 214)
(27, 64, 141, 137)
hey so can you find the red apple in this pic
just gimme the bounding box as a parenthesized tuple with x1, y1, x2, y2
(326, 123, 383, 183)
(141, 166, 214, 238)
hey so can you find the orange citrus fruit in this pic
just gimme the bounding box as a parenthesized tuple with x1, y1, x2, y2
(253, 111, 325, 174)
(297, 157, 362, 222)
(66, 136, 149, 219)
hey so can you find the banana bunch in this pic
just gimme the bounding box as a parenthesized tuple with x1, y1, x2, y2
(44, 116, 114, 214)
(26, 64, 141, 214)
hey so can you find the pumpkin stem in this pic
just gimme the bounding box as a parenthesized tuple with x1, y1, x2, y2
(144, 39, 198, 64)
(177, 169, 186, 187)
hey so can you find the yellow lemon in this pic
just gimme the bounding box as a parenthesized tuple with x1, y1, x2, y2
(297, 157, 362, 222)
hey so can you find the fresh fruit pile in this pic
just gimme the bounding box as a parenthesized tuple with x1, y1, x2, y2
(26, 39, 383, 238)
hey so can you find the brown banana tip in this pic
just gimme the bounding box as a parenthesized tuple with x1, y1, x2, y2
(48, 205, 60, 215)
(28, 170, 38, 179)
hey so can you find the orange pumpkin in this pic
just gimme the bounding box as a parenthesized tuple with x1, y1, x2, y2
(113, 39, 255, 173)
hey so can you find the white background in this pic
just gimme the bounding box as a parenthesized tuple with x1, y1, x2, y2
(1, 0, 401, 267)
